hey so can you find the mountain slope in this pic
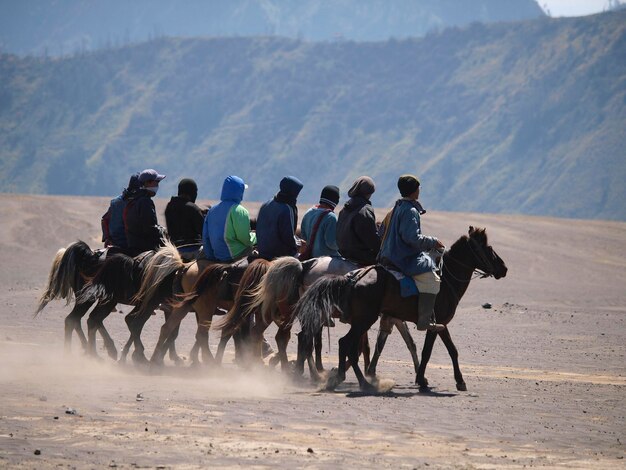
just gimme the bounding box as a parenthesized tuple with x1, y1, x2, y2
(0, 0, 545, 55)
(0, 11, 624, 220)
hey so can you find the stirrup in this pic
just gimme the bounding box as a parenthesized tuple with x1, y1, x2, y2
(426, 322, 445, 332)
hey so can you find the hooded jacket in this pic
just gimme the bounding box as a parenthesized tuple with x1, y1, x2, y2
(336, 195, 380, 265)
(203, 176, 256, 262)
(165, 196, 205, 248)
(256, 176, 303, 260)
(378, 199, 438, 276)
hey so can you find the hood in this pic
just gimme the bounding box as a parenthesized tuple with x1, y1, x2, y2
(220, 175, 246, 203)
(343, 195, 370, 212)
(279, 176, 304, 198)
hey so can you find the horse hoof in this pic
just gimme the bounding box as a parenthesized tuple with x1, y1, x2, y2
(268, 353, 280, 368)
(419, 385, 432, 393)
(132, 353, 149, 365)
(416, 376, 429, 387)
(360, 381, 378, 394)
(456, 382, 467, 392)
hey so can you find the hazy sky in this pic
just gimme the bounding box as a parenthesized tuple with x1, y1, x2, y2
(540, 0, 615, 16)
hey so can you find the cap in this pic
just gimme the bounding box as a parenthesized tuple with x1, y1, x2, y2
(138, 169, 166, 184)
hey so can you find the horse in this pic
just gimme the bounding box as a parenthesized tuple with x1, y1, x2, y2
(36, 240, 181, 362)
(74, 250, 183, 364)
(217, 255, 420, 378)
(295, 226, 508, 392)
(133, 240, 268, 366)
(36, 241, 106, 354)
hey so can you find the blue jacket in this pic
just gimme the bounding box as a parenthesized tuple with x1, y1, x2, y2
(378, 199, 438, 276)
(102, 195, 128, 248)
(301, 207, 339, 258)
(203, 176, 256, 261)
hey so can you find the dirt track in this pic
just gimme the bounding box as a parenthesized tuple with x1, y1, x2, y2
(0, 194, 624, 468)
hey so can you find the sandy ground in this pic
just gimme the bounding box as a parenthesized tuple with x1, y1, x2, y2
(0, 194, 624, 469)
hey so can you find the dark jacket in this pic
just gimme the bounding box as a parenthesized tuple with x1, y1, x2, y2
(124, 190, 164, 254)
(256, 198, 298, 260)
(165, 196, 204, 248)
(336, 195, 380, 266)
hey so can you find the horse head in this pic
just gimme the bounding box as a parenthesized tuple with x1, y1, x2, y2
(467, 226, 508, 279)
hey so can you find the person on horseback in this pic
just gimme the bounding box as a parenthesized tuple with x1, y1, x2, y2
(378, 174, 445, 331)
(165, 178, 206, 260)
(300, 185, 341, 259)
(336, 176, 380, 266)
(256, 176, 304, 260)
(203, 175, 256, 262)
(124, 168, 167, 256)
(101, 172, 140, 251)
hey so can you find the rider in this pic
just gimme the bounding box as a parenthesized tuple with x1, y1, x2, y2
(336, 176, 380, 265)
(124, 168, 167, 256)
(256, 176, 304, 260)
(165, 178, 205, 260)
(203, 175, 256, 262)
(300, 185, 340, 259)
(101, 172, 140, 251)
(378, 174, 445, 331)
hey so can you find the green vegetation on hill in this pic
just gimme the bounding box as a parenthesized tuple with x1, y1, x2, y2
(0, 11, 624, 220)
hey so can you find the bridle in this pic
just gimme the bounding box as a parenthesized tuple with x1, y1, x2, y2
(441, 237, 496, 283)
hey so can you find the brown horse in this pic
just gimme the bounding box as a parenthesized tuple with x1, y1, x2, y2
(295, 226, 508, 392)
(134, 240, 268, 366)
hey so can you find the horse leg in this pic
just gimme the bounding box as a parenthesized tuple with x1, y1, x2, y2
(347, 326, 376, 393)
(86, 304, 113, 359)
(416, 330, 438, 389)
(125, 305, 154, 365)
(314, 330, 324, 371)
(437, 327, 466, 391)
(214, 330, 231, 365)
(327, 327, 358, 391)
(189, 312, 201, 365)
(275, 325, 292, 372)
(165, 323, 184, 365)
(367, 314, 395, 377)
(64, 302, 90, 354)
(96, 304, 118, 360)
(150, 307, 188, 366)
(360, 331, 371, 372)
(195, 310, 214, 365)
(396, 320, 420, 376)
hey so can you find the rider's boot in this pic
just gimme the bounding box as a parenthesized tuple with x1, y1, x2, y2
(416, 293, 445, 332)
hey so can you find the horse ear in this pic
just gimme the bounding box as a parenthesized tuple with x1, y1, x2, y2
(468, 225, 474, 236)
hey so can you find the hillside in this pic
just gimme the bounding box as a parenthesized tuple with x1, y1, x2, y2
(0, 0, 545, 55)
(0, 10, 625, 220)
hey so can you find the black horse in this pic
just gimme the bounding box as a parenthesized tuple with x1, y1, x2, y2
(295, 227, 508, 392)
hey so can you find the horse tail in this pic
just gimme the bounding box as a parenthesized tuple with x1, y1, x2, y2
(134, 240, 183, 310)
(253, 257, 303, 326)
(294, 275, 352, 344)
(35, 240, 100, 315)
(215, 258, 272, 334)
(76, 254, 135, 305)
(172, 262, 230, 309)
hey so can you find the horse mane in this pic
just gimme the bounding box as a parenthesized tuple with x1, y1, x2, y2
(35, 240, 100, 315)
(214, 258, 271, 334)
(172, 262, 231, 308)
(133, 240, 183, 310)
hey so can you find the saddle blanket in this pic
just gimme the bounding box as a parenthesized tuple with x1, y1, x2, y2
(381, 266, 419, 298)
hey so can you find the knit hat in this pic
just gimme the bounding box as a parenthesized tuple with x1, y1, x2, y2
(347, 176, 376, 198)
(398, 174, 420, 197)
(319, 185, 340, 209)
(178, 178, 198, 202)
